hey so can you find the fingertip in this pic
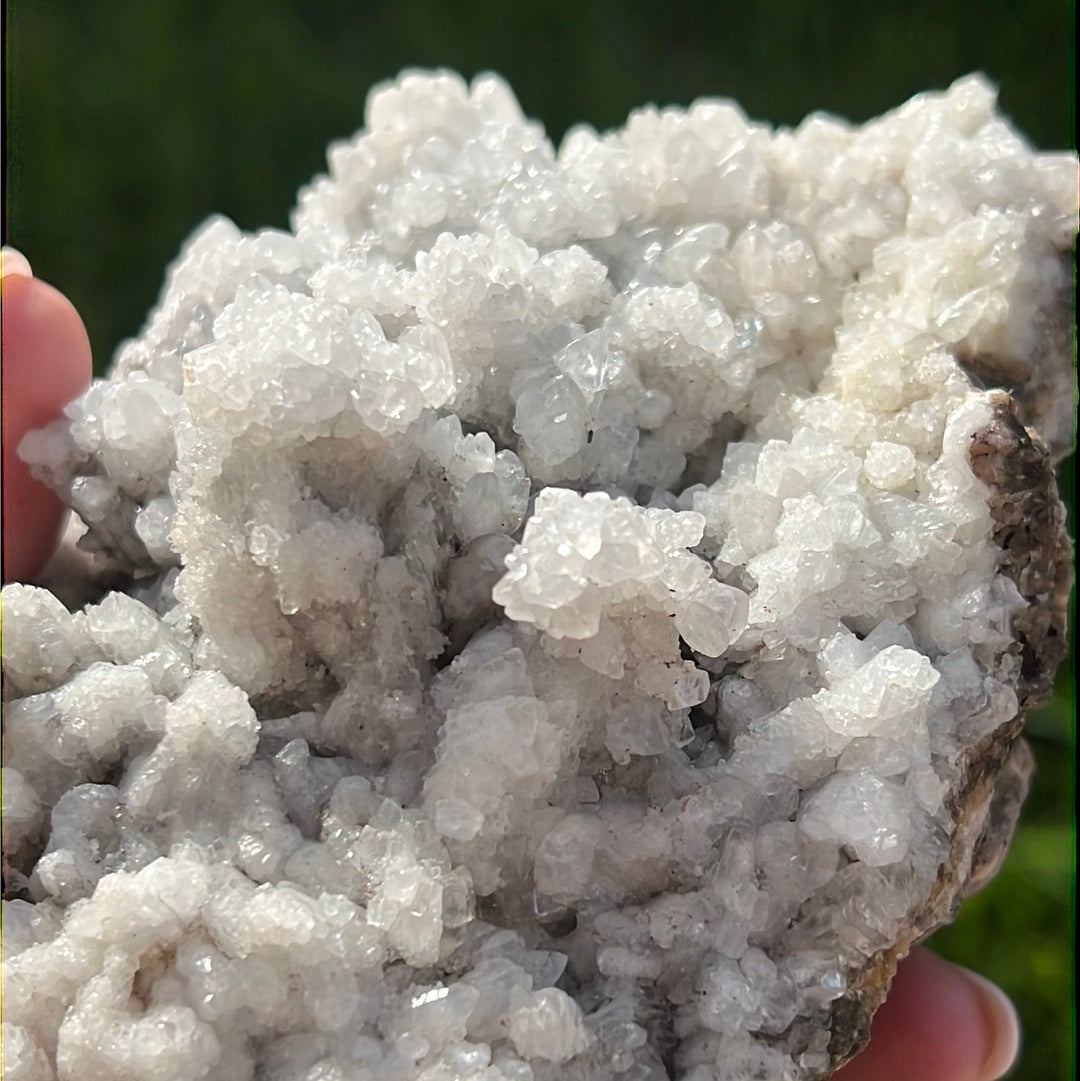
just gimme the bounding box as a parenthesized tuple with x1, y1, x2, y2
(832, 947, 1019, 1081)
(954, 965, 1021, 1081)
(2, 272, 93, 396)
(2, 272, 93, 583)
(2, 245, 34, 279)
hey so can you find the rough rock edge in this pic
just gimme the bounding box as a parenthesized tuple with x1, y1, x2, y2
(821, 395, 1072, 1077)
(958, 250, 1076, 465)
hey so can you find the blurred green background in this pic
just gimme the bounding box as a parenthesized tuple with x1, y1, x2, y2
(5, 1, 1075, 1077)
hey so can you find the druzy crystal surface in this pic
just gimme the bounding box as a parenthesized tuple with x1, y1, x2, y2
(2, 72, 1075, 1081)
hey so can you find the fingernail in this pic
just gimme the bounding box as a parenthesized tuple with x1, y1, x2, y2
(954, 967, 1021, 1080)
(1, 246, 33, 279)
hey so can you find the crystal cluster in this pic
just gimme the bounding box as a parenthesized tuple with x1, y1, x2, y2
(2, 72, 1074, 1081)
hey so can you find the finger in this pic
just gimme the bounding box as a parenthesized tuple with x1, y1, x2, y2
(2, 250, 93, 583)
(832, 946, 1020, 1081)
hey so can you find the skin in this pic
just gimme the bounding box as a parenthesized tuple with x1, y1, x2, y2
(832, 947, 1019, 1081)
(0, 252, 1020, 1080)
(2, 253, 93, 582)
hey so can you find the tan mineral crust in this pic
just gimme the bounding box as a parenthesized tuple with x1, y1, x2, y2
(1, 71, 1075, 1081)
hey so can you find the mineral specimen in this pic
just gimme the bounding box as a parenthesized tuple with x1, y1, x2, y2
(2, 71, 1075, 1081)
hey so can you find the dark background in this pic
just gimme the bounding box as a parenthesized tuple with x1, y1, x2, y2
(5, 3, 1075, 1077)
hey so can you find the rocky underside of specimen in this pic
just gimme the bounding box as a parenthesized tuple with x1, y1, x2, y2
(2, 71, 1075, 1081)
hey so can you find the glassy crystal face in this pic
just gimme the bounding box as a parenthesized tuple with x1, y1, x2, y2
(3, 71, 1075, 1081)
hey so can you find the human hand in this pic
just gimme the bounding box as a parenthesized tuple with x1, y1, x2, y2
(0, 251, 1022, 1081)
(832, 946, 1019, 1080)
(2, 247, 93, 583)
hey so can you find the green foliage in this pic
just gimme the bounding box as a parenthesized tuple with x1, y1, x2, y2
(933, 816, 1075, 1080)
(6, 3, 1075, 1077)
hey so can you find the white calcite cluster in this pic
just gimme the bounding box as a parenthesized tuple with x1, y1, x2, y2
(3, 72, 1075, 1081)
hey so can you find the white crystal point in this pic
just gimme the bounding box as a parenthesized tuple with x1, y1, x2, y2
(494, 487, 746, 652)
(799, 770, 914, 866)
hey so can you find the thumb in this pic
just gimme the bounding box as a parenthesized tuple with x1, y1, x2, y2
(2, 248, 93, 583)
(833, 946, 1020, 1081)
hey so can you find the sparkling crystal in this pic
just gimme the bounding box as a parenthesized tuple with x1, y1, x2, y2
(4, 70, 1073, 1081)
